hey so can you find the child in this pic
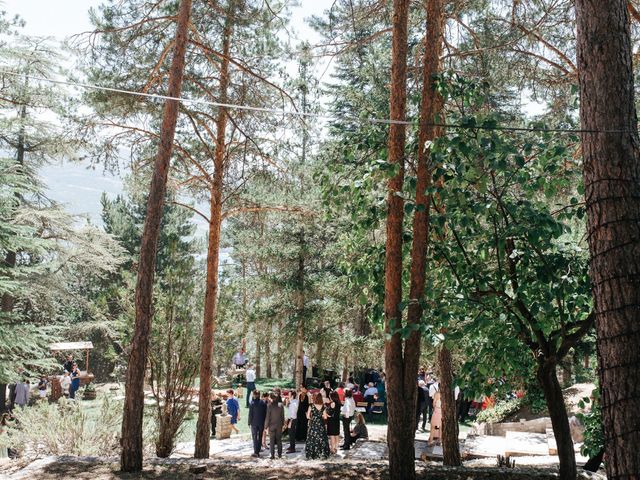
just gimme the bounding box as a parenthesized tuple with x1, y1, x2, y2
(60, 372, 71, 398)
(226, 389, 240, 434)
(37, 376, 48, 400)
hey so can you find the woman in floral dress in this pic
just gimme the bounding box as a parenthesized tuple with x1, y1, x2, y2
(305, 392, 330, 459)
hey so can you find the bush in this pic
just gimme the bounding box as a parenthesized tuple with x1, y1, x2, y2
(0, 396, 154, 459)
(577, 393, 604, 458)
(476, 397, 522, 424)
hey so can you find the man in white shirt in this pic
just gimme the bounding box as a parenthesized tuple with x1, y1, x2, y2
(245, 364, 256, 408)
(363, 382, 378, 414)
(429, 379, 439, 399)
(232, 349, 246, 369)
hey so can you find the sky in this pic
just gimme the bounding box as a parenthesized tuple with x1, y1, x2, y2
(3, 0, 335, 226)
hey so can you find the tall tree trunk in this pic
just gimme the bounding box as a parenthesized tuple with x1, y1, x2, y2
(316, 316, 325, 371)
(0, 385, 6, 413)
(120, 0, 191, 471)
(438, 346, 461, 466)
(265, 319, 273, 378)
(537, 361, 576, 479)
(293, 230, 306, 387)
(383, 0, 412, 478)
(2, 103, 25, 313)
(193, 4, 233, 459)
(275, 323, 283, 379)
(255, 335, 261, 378)
(575, 2, 640, 478)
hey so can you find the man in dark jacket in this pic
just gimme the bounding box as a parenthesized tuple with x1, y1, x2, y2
(416, 379, 427, 430)
(264, 393, 285, 459)
(248, 390, 267, 457)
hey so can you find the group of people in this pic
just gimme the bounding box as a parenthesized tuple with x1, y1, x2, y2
(416, 366, 472, 446)
(60, 355, 82, 399)
(243, 383, 368, 460)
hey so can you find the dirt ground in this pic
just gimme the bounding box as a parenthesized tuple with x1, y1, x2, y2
(0, 457, 565, 480)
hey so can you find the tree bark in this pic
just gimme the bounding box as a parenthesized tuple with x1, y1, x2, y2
(120, 0, 191, 471)
(0, 384, 6, 413)
(575, 2, 640, 478)
(537, 361, 576, 479)
(383, 0, 412, 478)
(294, 239, 305, 387)
(438, 346, 461, 466)
(193, 3, 233, 459)
(265, 319, 273, 378)
(275, 323, 283, 379)
(255, 335, 261, 378)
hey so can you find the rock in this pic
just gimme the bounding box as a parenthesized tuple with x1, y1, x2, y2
(189, 464, 207, 474)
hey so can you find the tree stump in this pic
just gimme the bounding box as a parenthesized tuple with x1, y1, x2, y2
(215, 415, 232, 440)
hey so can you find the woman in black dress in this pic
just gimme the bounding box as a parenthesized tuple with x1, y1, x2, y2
(326, 391, 342, 454)
(296, 385, 309, 441)
(305, 392, 330, 459)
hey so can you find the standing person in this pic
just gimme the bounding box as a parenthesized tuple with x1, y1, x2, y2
(302, 351, 309, 386)
(345, 412, 369, 448)
(428, 386, 442, 446)
(285, 390, 298, 453)
(416, 380, 427, 430)
(226, 389, 241, 434)
(335, 382, 345, 403)
(425, 374, 435, 424)
(265, 392, 285, 459)
(320, 380, 332, 404)
(69, 364, 81, 400)
(326, 391, 342, 454)
(60, 372, 71, 398)
(261, 392, 270, 449)
(363, 382, 378, 414)
(63, 354, 74, 374)
(305, 392, 330, 459)
(37, 377, 48, 400)
(248, 390, 267, 457)
(295, 385, 309, 441)
(245, 364, 256, 408)
(210, 391, 223, 438)
(340, 388, 356, 450)
(345, 376, 355, 390)
(232, 349, 246, 369)
(14, 379, 29, 408)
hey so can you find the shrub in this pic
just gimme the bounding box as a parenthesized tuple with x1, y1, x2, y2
(577, 393, 604, 458)
(0, 396, 155, 459)
(476, 397, 522, 424)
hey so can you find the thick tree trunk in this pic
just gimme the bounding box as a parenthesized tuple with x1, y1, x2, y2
(193, 5, 233, 459)
(383, 0, 412, 479)
(537, 361, 576, 479)
(265, 320, 273, 378)
(438, 346, 461, 466)
(255, 336, 261, 378)
(275, 324, 283, 379)
(120, 0, 191, 471)
(0, 384, 6, 413)
(576, 2, 640, 478)
(293, 230, 305, 387)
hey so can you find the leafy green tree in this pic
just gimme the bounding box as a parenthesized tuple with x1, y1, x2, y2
(425, 75, 592, 478)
